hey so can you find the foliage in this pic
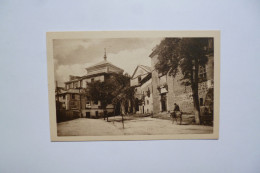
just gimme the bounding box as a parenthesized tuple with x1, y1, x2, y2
(178, 38, 209, 86)
(155, 38, 209, 84)
(86, 80, 114, 110)
(85, 73, 136, 125)
(109, 73, 135, 109)
(154, 38, 181, 77)
(154, 37, 212, 124)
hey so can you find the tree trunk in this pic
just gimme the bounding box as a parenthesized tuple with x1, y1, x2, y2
(106, 109, 108, 122)
(191, 58, 201, 124)
(192, 89, 201, 124)
(132, 99, 136, 114)
(112, 103, 116, 124)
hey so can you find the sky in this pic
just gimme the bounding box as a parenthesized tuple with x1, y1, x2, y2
(53, 38, 163, 87)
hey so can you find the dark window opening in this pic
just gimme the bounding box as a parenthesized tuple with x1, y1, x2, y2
(74, 82, 78, 88)
(147, 88, 150, 97)
(138, 76, 141, 83)
(200, 98, 204, 106)
(86, 112, 90, 118)
(199, 65, 207, 80)
(161, 93, 167, 112)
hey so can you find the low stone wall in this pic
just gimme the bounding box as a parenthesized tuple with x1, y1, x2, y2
(56, 109, 80, 123)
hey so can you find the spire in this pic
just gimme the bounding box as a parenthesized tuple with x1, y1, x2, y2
(104, 48, 107, 61)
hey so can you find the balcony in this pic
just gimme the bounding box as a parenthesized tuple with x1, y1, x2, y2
(157, 83, 168, 94)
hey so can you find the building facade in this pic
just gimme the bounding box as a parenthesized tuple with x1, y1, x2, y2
(149, 39, 214, 115)
(130, 65, 153, 114)
(56, 53, 124, 118)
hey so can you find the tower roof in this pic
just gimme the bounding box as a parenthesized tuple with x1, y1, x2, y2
(85, 50, 124, 75)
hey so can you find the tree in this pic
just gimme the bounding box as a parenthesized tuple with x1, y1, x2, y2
(86, 80, 114, 121)
(154, 38, 211, 124)
(110, 73, 135, 128)
(85, 73, 136, 126)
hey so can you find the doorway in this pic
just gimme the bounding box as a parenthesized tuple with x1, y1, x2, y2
(161, 93, 167, 112)
(86, 112, 90, 118)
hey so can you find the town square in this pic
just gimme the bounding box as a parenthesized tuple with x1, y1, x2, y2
(53, 34, 216, 137)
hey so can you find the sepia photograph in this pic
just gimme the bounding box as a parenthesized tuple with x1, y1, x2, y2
(47, 31, 220, 141)
(2, 0, 260, 172)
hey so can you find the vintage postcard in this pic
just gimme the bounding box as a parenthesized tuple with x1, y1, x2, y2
(47, 31, 220, 141)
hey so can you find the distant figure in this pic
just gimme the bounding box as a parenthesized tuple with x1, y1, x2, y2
(174, 103, 180, 112)
(171, 103, 182, 125)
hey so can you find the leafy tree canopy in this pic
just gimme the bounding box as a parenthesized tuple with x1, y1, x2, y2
(155, 38, 210, 86)
(86, 73, 135, 110)
(154, 37, 213, 124)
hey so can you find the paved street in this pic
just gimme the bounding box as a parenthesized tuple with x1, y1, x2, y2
(57, 116, 213, 136)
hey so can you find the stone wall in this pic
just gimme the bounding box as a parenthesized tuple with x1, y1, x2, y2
(151, 55, 161, 114)
(150, 54, 214, 114)
(141, 80, 153, 114)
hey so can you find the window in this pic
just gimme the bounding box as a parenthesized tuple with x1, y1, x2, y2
(91, 78, 94, 83)
(200, 98, 203, 106)
(94, 100, 98, 105)
(199, 65, 207, 80)
(63, 95, 65, 99)
(147, 100, 149, 105)
(147, 88, 150, 97)
(72, 94, 75, 99)
(69, 100, 79, 110)
(86, 101, 91, 109)
(138, 76, 141, 84)
(74, 82, 78, 88)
